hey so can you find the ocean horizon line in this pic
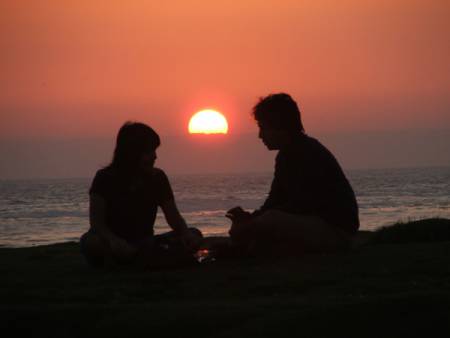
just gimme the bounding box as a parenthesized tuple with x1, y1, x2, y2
(1, 165, 449, 182)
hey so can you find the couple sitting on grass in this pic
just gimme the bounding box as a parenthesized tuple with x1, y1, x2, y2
(81, 93, 359, 268)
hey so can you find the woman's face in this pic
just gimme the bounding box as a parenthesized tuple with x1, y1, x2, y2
(139, 149, 157, 173)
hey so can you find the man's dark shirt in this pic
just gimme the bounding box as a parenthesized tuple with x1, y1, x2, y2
(89, 166, 174, 241)
(258, 133, 359, 234)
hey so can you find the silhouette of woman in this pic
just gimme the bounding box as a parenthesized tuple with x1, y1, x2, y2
(80, 122, 202, 268)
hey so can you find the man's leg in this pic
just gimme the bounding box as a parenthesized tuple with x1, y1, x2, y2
(230, 209, 352, 256)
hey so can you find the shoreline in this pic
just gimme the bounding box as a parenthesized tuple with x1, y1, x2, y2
(1, 217, 448, 249)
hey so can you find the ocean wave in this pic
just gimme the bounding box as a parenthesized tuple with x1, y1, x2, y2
(0, 210, 88, 219)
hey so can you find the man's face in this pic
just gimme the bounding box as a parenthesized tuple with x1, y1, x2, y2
(139, 149, 157, 173)
(258, 122, 290, 150)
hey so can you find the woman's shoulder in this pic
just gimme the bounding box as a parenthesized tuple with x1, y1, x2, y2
(93, 166, 117, 179)
(152, 167, 165, 174)
(149, 168, 174, 201)
(89, 166, 118, 195)
(151, 167, 169, 180)
(91, 166, 124, 189)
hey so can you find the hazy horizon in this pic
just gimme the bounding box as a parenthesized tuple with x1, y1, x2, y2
(1, 128, 449, 180)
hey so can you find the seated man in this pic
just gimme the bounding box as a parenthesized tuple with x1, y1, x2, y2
(227, 94, 359, 256)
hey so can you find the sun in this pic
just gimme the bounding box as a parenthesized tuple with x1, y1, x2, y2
(188, 109, 228, 134)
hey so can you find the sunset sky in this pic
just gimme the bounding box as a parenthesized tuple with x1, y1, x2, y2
(1, 0, 449, 178)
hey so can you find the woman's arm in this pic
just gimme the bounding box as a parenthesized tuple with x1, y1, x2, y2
(89, 194, 115, 240)
(160, 198, 189, 234)
(160, 199, 201, 250)
(89, 193, 136, 256)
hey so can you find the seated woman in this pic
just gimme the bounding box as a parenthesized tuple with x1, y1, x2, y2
(80, 122, 202, 268)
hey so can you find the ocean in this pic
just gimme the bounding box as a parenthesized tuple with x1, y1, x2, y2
(0, 166, 449, 247)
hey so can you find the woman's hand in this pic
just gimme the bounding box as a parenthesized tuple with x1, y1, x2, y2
(108, 236, 137, 259)
(180, 229, 203, 252)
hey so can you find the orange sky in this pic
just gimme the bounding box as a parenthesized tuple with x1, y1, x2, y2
(1, 0, 450, 138)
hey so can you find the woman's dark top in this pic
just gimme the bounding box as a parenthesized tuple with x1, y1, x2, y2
(258, 134, 360, 234)
(89, 167, 174, 241)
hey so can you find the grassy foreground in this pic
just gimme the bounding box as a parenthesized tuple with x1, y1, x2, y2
(1, 219, 450, 338)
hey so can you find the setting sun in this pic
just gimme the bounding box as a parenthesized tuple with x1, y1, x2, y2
(188, 109, 228, 134)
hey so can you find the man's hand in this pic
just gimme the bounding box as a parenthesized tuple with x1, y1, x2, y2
(226, 206, 252, 223)
(226, 207, 254, 242)
(108, 236, 137, 260)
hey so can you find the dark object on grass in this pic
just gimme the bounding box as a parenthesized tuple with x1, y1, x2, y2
(370, 218, 450, 245)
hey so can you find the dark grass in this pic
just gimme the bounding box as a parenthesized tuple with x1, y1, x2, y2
(2, 219, 450, 337)
(370, 218, 450, 244)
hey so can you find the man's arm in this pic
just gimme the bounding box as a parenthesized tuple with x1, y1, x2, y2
(253, 153, 286, 216)
(254, 179, 282, 216)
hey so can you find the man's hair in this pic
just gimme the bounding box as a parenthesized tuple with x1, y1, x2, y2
(252, 93, 304, 133)
(110, 121, 160, 173)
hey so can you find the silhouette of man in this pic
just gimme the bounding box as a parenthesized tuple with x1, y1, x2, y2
(227, 93, 359, 256)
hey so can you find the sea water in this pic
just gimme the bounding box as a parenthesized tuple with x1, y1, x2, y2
(0, 167, 449, 247)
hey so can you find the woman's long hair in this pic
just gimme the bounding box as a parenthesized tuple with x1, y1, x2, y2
(109, 122, 160, 174)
